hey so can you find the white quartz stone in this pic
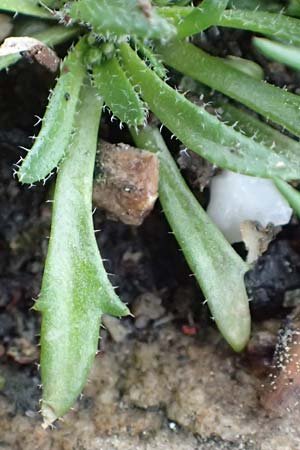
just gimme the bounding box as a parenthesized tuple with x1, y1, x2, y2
(207, 170, 292, 243)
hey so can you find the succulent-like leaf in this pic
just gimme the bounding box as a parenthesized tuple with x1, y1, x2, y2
(119, 43, 300, 180)
(36, 83, 129, 427)
(253, 37, 300, 71)
(159, 7, 300, 45)
(273, 178, 300, 217)
(132, 125, 250, 351)
(132, 37, 167, 79)
(156, 40, 300, 137)
(218, 9, 300, 45)
(18, 38, 87, 184)
(176, 0, 229, 38)
(66, 0, 176, 40)
(92, 55, 145, 127)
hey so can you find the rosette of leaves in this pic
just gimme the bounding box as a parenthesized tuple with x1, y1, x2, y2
(1, 0, 300, 426)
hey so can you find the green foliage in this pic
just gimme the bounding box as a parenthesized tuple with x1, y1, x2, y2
(92, 54, 146, 127)
(37, 83, 129, 426)
(176, 0, 229, 38)
(1, 0, 300, 426)
(18, 39, 86, 184)
(65, 0, 176, 40)
(157, 40, 300, 137)
(253, 37, 300, 71)
(0, 0, 52, 17)
(132, 125, 250, 351)
(119, 42, 300, 179)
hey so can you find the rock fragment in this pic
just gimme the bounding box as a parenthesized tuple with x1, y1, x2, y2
(93, 141, 159, 226)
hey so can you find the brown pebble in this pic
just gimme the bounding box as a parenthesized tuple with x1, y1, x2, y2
(93, 141, 159, 226)
(25, 44, 60, 73)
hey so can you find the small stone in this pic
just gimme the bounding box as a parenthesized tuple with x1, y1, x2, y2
(0, 37, 60, 72)
(93, 141, 159, 226)
(207, 170, 292, 243)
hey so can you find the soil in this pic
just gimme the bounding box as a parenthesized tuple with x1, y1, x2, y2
(1, 25, 300, 450)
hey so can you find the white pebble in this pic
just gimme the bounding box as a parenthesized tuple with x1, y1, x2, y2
(207, 170, 292, 243)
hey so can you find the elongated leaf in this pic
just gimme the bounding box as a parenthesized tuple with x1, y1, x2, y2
(158, 7, 300, 45)
(93, 56, 145, 126)
(176, 0, 229, 38)
(273, 178, 300, 217)
(119, 43, 300, 180)
(18, 39, 86, 184)
(132, 37, 167, 79)
(67, 0, 176, 40)
(37, 83, 129, 427)
(0, 0, 52, 18)
(218, 9, 300, 45)
(156, 40, 300, 137)
(224, 56, 264, 80)
(132, 125, 250, 351)
(218, 102, 300, 161)
(253, 37, 300, 71)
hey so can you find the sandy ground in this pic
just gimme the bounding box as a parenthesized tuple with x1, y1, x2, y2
(1, 324, 300, 450)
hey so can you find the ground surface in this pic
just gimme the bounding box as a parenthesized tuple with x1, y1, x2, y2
(1, 23, 300, 450)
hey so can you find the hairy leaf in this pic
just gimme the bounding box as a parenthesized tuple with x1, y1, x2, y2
(158, 7, 300, 45)
(119, 43, 300, 180)
(18, 38, 86, 184)
(67, 0, 176, 40)
(37, 83, 129, 427)
(0, 0, 52, 18)
(132, 125, 250, 351)
(176, 0, 229, 38)
(157, 40, 300, 137)
(92, 56, 145, 126)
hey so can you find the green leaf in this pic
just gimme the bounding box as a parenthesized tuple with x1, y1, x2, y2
(253, 37, 300, 71)
(132, 125, 250, 351)
(92, 55, 146, 127)
(37, 83, 129, 427)
(0, 0, 52, 18)
(218, 9, 300, 45)
(158, 7, 300, 45)
(156, 39, 300, 137)
(119, 43, 300, 180)
(176, 0, 229, 38)
(131, 37, 167, 79)
(67, 0, 176, 40)
(223, 56, 264, 80)
(273, 178, 300, 217)
(18, 38, 87, 184)
(217, 101, 300, 162)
